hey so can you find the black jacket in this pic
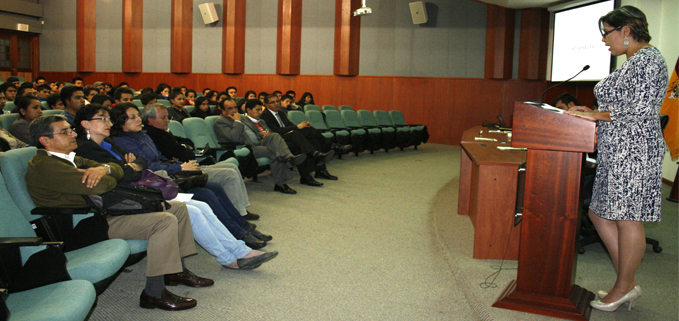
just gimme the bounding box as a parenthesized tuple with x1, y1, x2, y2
(260, 109, 298, 136)
(74, 137, 148, 183)
(143, 125, 196, 162)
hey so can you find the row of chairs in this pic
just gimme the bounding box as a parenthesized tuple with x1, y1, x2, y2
(0, 147, 144, 320)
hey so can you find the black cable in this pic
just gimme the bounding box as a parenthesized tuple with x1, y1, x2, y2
(479, 218, 517, 289)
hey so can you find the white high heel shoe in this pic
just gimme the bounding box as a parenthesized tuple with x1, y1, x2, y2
(596, 285, 642, 300)
(590, 287, 640, 312)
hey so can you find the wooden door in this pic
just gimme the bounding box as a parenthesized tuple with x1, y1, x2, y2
(0, 31, 39, 83)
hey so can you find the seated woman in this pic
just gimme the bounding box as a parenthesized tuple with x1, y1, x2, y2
(298, 92, 315, 111)
(108, 103, 271, 249)
(184, 89, 197, 106)
(190, 96, 211, 119)
(156, 83, 171, 100)
(74, 104, 277, 267)
(205, 90, 220, 106)
(10, 95, 43, 144)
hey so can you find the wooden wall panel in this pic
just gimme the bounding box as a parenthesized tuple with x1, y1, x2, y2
(276, 0, 302, 75)
(354, 77, 394, 111)
(171, 0, 193, 74)
(333, 0, 361, 76)
(123, 0, 143, 73)
(518, 8, 549, 80)
(484, 4, 515, 79)
(243, 75, 294, 96)
(290, 76, 340, 107)
(76, 0, 96, 72)
(222, 0, 246, 74)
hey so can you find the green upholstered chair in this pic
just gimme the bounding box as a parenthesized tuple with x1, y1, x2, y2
(341, 110, 380, 154)
(373, 110, 411, 150)
(324, 110, 366, 156)
(181, 118, 237, 165)
(157, 99, 171, 107)
(2, 279, 96, 321)
(321, 105, 337, 112)
(4, 101, 16, 113)
(132, 99, 143, 108)
(288, 110, 335, 148)
(306, 110, 350, 158)
(338, 105, 354, 111)
(183, 106, 195, 115)
(303, 104, 320, 112)
(357, 109, 394, 152)
(41, 101, 51, 110)
(0, 114, 19, 131)
(388, 110, 424, 149)
(168, 120, 187, 138)
(42, 109, 64, 116)
(0, 158, 131, 294)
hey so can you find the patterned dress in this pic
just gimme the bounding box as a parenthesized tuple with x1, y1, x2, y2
(590, 47, 668, 222)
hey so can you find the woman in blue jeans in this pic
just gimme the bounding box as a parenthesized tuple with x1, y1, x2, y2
(74, 104, 277, 268)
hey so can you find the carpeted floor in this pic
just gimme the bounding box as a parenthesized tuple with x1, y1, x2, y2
(88, 144, 678, 320)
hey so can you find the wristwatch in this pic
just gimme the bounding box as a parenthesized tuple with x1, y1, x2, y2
(102, 164, 111, 174)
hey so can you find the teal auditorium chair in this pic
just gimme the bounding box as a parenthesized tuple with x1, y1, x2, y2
(0, 148, 139, 290)
(338, 105, 354, 112)
(357, 109, 394, 152)
(373, 110, 411, 150)
(0, 174, 97, 321)
(321, 105, 337, 112)
(388, 110, 425, 149)
(184, 106, 195, 115)
(157, 99, 171, 107)
(0, 114, 19, 130)
(324, 110, 365, 156)
(4, 102, 16, 113)
(132, 99, 143, 108)
(0, 154, 131, 295)
(306, 110, 351, 158)
(341, 110, 380, 154)
(42, 109, 64, 116)
(288, 110, 335, 148)
(168, 120, 187, 138)
(181, 118, 238, 166)
(303, 104, 320, 112)
(41, 101, 51, 110)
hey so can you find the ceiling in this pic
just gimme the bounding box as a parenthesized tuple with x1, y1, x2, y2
(473, 0, 571, 9)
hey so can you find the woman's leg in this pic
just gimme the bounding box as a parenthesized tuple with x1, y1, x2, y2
(188, 187, 248, 238)
(201, 163, 250, 215)
(601, 220, 645, 303)
(589, 210, 621, 271)
(203, 182, 251, 231)
(183, 203, 233, 265)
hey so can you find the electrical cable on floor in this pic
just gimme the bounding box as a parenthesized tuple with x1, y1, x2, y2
(479, 221, 517, 289)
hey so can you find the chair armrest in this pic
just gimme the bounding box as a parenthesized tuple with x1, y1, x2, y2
(31, 207, 91, 216)
(407, 124, 423, 127)
(0, 237, 43, 247)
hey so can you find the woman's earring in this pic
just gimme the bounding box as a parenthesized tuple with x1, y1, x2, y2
(623, 36, 629, 48)
(86, 129, 90, 140)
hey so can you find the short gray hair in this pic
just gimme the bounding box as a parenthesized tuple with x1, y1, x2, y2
(140, 103, 165, 125)
(29, 115, 67, 148)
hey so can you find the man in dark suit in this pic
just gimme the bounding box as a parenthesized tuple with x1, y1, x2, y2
(260, 94, 338, 181)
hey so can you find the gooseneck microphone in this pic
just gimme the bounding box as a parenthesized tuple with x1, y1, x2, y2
(538, 65, 590, 105)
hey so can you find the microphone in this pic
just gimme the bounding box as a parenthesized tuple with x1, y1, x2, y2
(538, 65, 590, 105)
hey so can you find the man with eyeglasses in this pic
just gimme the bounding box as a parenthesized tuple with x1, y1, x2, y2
(60, 86, 86, 125)
(26, 115, 212, 311)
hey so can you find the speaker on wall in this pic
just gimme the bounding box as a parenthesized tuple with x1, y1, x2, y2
(199, 2, 219, 25)
(409, 1, 428, 25)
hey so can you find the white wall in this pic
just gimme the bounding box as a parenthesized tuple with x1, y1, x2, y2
(142, 0, 172, 73)
(192, 0, 224, 73)
(244, 0, 277, 74)
(95, 0, 122, 72)
(39, 0, 77, 71)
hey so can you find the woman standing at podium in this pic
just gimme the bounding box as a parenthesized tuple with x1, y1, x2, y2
(568, 6, 668, 313)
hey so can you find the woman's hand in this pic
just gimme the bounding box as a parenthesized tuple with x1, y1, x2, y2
(124, 153, 136, 163)
(181, 160, 201, 171)
(568, 106, 594, 113)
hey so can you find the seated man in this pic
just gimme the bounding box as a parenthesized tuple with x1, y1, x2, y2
(60, 86, 85, 125)
(46, 93, 65, 110)
(114, 87, 135, 105)
(166, 91, 190, 123)
(261, 94, 338, 181)
(140, 103, 259, 219)
(26, 115, 213, 311)
(0, 83, 17, 102)
(141, 92, 158, 107)
(552, 92, 579, 111)
(36, 84, 52, 102)
(215, 98, 306, 194)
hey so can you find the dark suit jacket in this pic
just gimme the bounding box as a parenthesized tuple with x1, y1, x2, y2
(144, 125, 196, 162)
(260, 109, 297, 136)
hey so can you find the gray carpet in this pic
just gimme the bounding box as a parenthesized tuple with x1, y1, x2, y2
(88, 144, 678, 320)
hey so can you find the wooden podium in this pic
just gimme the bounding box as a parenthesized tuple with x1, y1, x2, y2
(492, 102, 596, 320)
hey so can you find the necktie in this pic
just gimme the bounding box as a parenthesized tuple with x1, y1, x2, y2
(255, 123, 266, 133)
(275, 113, 284, 127)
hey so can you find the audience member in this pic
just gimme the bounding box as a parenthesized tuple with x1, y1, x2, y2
(10, 96, 43, 143)
(285, 90, 296, 101)
(185, 89, 197, 106)
(60, 86, 85, 125)
(167, 91, 190, 122)
(298, 92, 315, 110)
(281, 94, 302, 112)
(36, 84, 51, 102)
(156, 83, 171, 100)
(190, 96, 212, 119)
(72, 77, 84, 87)
(34, 76, 46, 86)
(206, 90, 219, 106)
(90, 94, 114, 109)
(553, 93, 580, 111)
(0, 83, 16, 102)
(114, 87, 135, 105)
(46, 93, 64, 110)
(17, 83, 37, 98)
(83, 85, 98, 102)
(273, 90, 282, 99)
(49, 82, 59, 93)
(5, 77, 20, 87)
(226, 86, 237, 99)
(141, 92, 157, 107)
(258, 92, 268, 104)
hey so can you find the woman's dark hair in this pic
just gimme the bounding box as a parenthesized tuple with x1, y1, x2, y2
(244, 90, 256, 99)
(140, 87, 154, 95)
(194, 96, 209, 109)
(91, 94, 114, 106)
(110, 103, 139, 136)
(237, 98, 247, 113)
(206, 90, 219, 103)
(16, 95, 40, 119)
(299, 92, 314, 105)
(118, 82, 129, 87)
(155, 83, 171, 95)
(186, 89, 197, 98)
(599, 6, 651, 43)
(74, 104, 109, 137)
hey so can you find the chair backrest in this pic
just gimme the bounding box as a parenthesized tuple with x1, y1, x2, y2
(340, 110, 363, 129)
(41, 101, 51, 110)
(204, 115, 221, 144)
(182, 117, 217, 148)
(167, 120, 186, 138)
(373, 110, 395, 127)
(357, 110, 378, 127)
(0, 147, 40, 221)
(305, 110, 329, 130)
(287, 111, 308, 125)
(322, 105, 337, 112)
(0, 171, 38, 239)
(388, 110, 408, 126)
(338, 105, 354, 112)
(323, 110, 347, 130)
(132, 99, 143, 108)
(0, 113, 19, 130)
(304, 104, 320, 112)
(4, 101, 16, 113)
(42, 109, 64, 116)
(184, 106, 195, 115)
(157, 100, 171, 107)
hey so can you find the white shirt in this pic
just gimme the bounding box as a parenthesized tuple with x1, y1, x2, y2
(47, 150, 77, 167)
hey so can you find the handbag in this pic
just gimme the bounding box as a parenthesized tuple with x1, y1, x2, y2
(82, 184, 170, 216)
(170, 170, 208, 190)
(129, 169, 179, 200)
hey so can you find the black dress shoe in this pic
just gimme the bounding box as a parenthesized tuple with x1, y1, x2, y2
(164, 269, 214, 287)
(313, 150, 335, 166)
(315, 169, 338, 180)
(243, 211, 260, 220)
(239, 232, 266, 249)
(300, 176, 324, 187)
(140, 289, 197, 310)
(248, 226, 273, 242)
(248, 222, 257, 229)
(333, 144, 353, 154)
(274, 184, 297, 194)
(224, 251, 279, 270)
(283, 154, 307, 167)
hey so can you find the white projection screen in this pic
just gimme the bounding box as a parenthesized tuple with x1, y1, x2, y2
(549, 0, 616, 82)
